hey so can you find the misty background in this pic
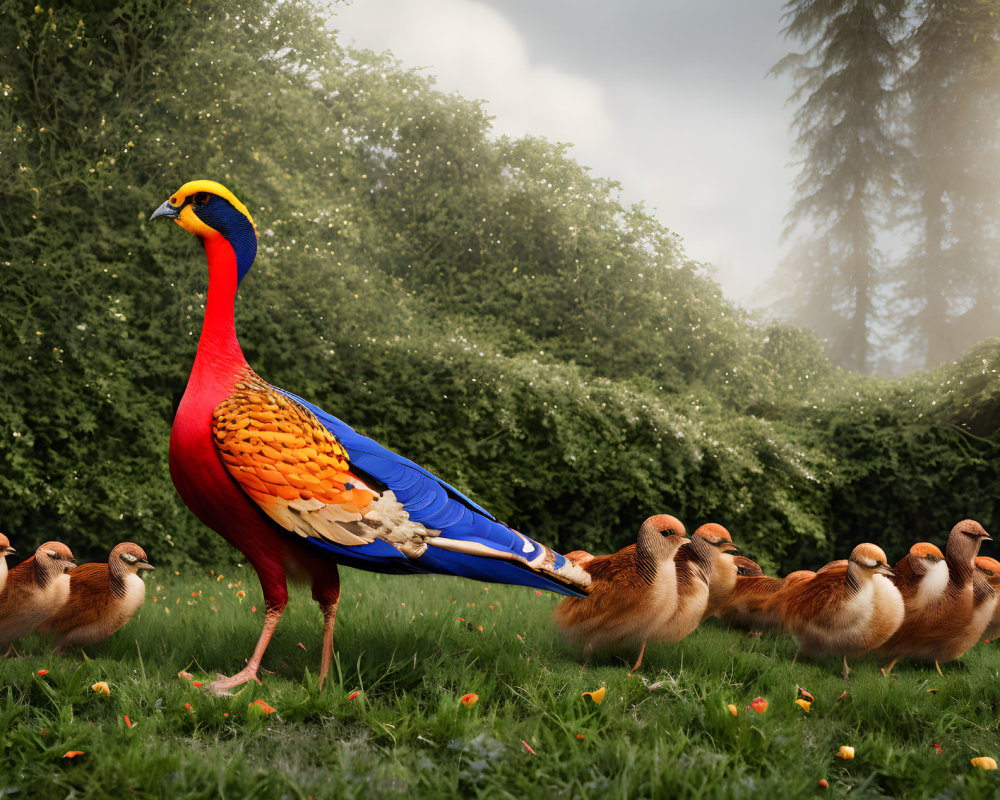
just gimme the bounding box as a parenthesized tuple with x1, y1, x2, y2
(332, 0, 1000, 377)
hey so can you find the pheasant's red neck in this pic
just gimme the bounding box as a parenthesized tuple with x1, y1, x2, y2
(191, 235, 249, 390)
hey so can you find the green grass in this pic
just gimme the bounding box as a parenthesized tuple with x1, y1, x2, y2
(2, 564, 1000, 799)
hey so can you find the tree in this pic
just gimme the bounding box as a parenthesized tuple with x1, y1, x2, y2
(773, 0, 907, 374)
(897, 0, 1000, 368)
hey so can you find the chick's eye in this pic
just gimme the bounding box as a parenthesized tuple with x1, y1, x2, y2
(659, 529, 675, 537)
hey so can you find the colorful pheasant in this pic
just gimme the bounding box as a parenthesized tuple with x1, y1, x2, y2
(150, 180, 590, 693)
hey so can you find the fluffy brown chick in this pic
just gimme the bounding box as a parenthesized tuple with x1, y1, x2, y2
(880, 520, 993, 674)
(553, 514, 688, 672)
(716, 556, 785, 633)
(675, 523, 741, 621)
(0, 542, 76, 647)
(975, 556, 1000, 642)
(877, 542, 947, 672)
(650, 523, 729, 645)
(39, 542, 153, 651)
(0, 534, 15, 596)
(773, 543, 903, 679)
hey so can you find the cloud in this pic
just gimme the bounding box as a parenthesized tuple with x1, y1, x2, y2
(328, 0, 615, 151)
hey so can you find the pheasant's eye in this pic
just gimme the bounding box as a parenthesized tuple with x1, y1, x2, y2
(192, 192, 211, 206)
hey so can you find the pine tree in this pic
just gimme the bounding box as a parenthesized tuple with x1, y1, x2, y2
(773, 0, 907, 374)
(899, 0, 1000, 368)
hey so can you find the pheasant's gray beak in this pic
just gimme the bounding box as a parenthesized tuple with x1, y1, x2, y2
(150, 199, 181, 221)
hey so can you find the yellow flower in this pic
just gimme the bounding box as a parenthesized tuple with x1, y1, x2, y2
(460, 693, 478, 708)
(836, 746, 855, 760)
(727, 704, 738, 717)
(795, 698, 812, 712)
(91, 681, 110, 696)
(581, 686, 606, 705)
(972, 757, 998, 770)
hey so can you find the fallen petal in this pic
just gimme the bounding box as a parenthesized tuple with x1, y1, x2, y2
(972, 757, 998, 770)
(818, 779, 829, 789)
(460, 693, 479, 708)
(37, 670, 49, 676)
(347, 690, 360, 701)
(63, 751, 84, 759)
(795, 698, 812, 713)
(581, 686, 606, 705)
(727, 704, 738, 717)
(796, 686, 815, 703)
(91, 681, 110, 696)
(124, 715, 132, 729)
(522, 740, 536, 754)
(836, 746, 855, 760)
(178, 671, 193, 681)
(248, 699, 276, 714)
(749, 697, 768, 714)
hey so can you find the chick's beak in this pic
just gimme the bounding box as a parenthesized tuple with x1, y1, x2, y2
(64, 561, 77, 573)
(722, 542, 741, 553)
(3, 546, 14, 555)
(137, 559, 155, 570)
(678, 537, 692, 546)
(878, 563, 894, 577)
(150, 199, 181, 221)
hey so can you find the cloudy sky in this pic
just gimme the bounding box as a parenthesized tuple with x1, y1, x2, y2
(328, 0, 796, 308)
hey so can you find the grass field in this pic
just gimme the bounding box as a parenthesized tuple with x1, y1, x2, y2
(2, 563, 1000, 799)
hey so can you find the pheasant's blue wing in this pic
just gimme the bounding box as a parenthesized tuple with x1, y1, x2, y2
(279, 390, 588, 597)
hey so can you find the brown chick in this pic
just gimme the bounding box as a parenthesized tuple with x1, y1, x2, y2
(876, 542, 947, 672)
(975, 556, 1000, 642)
(651, 522, 730, 645)
(880, 520, 994, 674)
(675, 523, 741, 621)
(0, 542, 76, 648)
(564, 550, 595, 568)
(38, 542, 153, 651)
(773, 543, 903, 679)
(553, 514, 688, 672)
(716, 556, 785, 633)
(0, 534, 16, 596)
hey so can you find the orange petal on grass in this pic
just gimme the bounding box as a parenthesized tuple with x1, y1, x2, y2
(521, 740, 536, 754)
(581, 686, 606, 705)
(347, 690, 360, 701)
(248, 699, 277, 714)
(972, 757, 998, 770)
(818, 779, 829, 788)
(63, 751, 84, 758)
(796, 686, 815, 703)
(727, 704, 738, 717)
(184, 703, 193, 711)
(178, 671, 193, 681)
(91, 681, 110, 696)
(124, 716, 133, 729)
(836, 746, 855, 760)
(795, 698, 812, 712)
(749, 697, 767, 714)
(192, 681, 203, 688)
(37, 670, 49, 676)
(460, 693, 479, 708)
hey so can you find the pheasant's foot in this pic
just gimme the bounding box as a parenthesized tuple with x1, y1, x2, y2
(206, 667, 262, 696)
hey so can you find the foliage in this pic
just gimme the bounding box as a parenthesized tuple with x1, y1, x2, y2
(1, 0, 998, 574)
(3, 570, 1000, 799)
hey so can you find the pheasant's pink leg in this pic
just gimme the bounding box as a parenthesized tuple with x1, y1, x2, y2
(313, 569, 342, 690)
(318, 598, 340, 690)
(208, 604, 284, 695)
